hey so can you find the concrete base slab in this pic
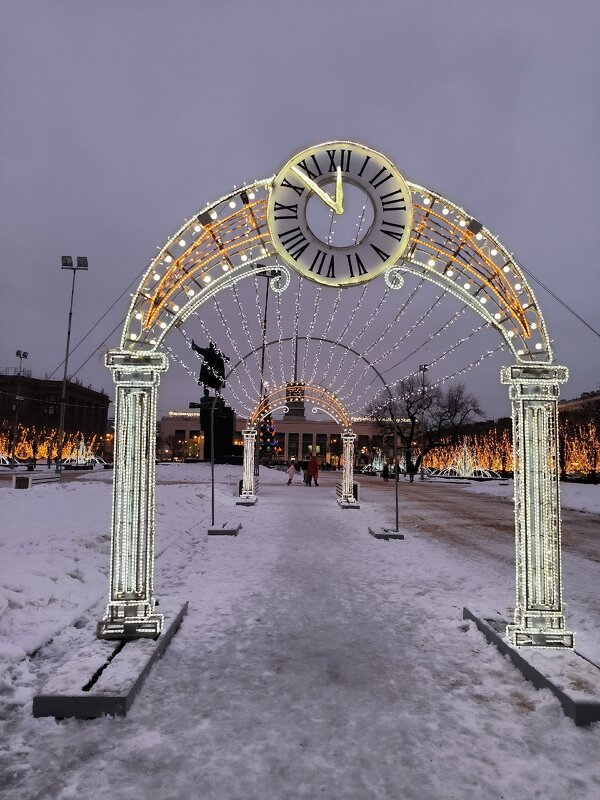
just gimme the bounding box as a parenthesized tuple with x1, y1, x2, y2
(33, 602, 188, 719)
(236, 496, 258, 506)
(368, 527, 405, 540)
(337, 500, 360, 509)
(208, 522, 242, 535)
(464, 607, 600, 726)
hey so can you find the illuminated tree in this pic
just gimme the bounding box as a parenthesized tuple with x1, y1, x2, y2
(259, 413, 278, 457)
(367, 377, 483, 482)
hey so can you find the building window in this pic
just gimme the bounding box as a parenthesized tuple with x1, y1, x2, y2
(302, 433, 312, 457)
(288, 433, 299, 459)
(316, 433, 327, 457)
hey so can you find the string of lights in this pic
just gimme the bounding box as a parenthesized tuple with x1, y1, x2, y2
(300, 285, 322, 383)
(205, 300, 261, 399)
(274, 286, 287, 385)
(321, 284, 369, 388)
(308, 287, 343, 386)
(366, 333, 502, 415)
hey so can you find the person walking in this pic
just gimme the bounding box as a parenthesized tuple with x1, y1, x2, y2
(286, 461, 296, 485)
(382, 462, 389, 482)
(307, 455, 319, 487)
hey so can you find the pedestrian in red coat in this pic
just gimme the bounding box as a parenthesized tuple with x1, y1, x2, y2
(307, 455, 319, 486)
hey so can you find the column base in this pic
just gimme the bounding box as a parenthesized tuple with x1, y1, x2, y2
(507, 624, 574, 649)
(236, 495, 258, 506)
(97, 604, 163, 640)
(337, 499, 361, 509)
(506, 609, 574, 648)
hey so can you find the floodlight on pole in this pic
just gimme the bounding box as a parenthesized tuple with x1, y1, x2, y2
(56, 256, 88, 476)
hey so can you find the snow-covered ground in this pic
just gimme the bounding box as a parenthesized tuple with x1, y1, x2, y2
(1, 464, 599, 799)
(460, 477, 600, 515)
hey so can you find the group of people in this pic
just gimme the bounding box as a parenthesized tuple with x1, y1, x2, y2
(286, 456, 319, 486)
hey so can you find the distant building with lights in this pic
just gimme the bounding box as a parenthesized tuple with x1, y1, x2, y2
(159, 406, 387, 466)
(0, 370, 110, 435)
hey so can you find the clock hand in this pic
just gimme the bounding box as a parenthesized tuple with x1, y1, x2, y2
(334, 166, 344, 215)
(290, 165, 344, 215)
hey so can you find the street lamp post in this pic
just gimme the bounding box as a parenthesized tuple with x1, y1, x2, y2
(56, 256, 88, 476)
(418, 364, 428, 480)
(10, 349, 28, 466)
(255, 267, 280, 470)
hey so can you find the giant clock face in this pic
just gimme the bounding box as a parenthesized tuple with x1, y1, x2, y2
(267, 141, 413, 287)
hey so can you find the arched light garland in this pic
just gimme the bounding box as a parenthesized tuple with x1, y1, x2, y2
(186, 312, 258, 409)
(308, 287, 343, 386)
(330, 283, 392, 396)
(188, 310, 255, 408)
(205, 300, 261, 398)
(300, 284, 323, 383)
(321, 283, 370, 388)
(341, 305, 469, 402)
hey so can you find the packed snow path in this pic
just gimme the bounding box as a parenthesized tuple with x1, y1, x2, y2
(1, 466, 599, 799)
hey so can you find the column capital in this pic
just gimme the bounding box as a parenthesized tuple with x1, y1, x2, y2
(500, 364, 568, 386)
(105, 349, 169, 374)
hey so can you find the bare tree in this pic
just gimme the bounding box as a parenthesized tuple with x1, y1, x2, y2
(367, 377, 483, 481)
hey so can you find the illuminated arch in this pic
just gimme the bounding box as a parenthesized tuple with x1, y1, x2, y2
(248, 383, 352, 430)
(225, 336, 389, 400)
(121, 180, 550, 364)
(237, 384, 357, 509)
(99, 162, 573, 654)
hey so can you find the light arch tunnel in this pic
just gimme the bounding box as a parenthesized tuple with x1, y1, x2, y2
(227, 337, 391, 506)
(238, 382, 356, 507)
(98, 176, 574, 651)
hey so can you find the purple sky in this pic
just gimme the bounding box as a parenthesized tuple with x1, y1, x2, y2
(1, 0, 599, 421)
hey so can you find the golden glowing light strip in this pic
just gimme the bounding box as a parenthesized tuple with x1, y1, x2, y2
(145, 204, 268, 328)
(408, 205, 529, 336)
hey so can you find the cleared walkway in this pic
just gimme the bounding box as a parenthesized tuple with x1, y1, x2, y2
(5, 470, 600, 800)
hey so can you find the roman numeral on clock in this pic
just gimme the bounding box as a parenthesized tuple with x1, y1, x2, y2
(380, 189, 407, 212)
(296, 156, 322, 180)
(273, 202, 298, 220)
(370, 243, 391, 262)
(380, 220, 406, 242)
(281, 178, 305, 197)
(326, 148, 352, 172)
(279, 227, 310, 260)
(310, 249, 335, 278)
(346, 252, 368, 278)
(369, 167, 393, 190)
(358, 154, 371, 177)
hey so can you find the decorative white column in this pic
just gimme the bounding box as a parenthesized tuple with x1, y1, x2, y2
(501, 364, 573, 648)
(97, 350, 168, 640)
(340, 431, 356, 504)
(240, 427, 257, 500)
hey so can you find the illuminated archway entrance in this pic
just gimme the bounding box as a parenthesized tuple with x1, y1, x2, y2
(239, 384, 356, 506)
(98, 142, 573, 650)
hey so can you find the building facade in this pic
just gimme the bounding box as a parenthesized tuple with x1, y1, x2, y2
(235, 414, 386, 467)
(159, 409, 387, 466)
(0, 371, 110, 436)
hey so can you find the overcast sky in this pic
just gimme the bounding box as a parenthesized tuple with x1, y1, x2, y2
(1, 0, 599, 421)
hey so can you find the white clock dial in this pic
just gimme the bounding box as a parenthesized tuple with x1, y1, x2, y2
(267, 141, 413, 287)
